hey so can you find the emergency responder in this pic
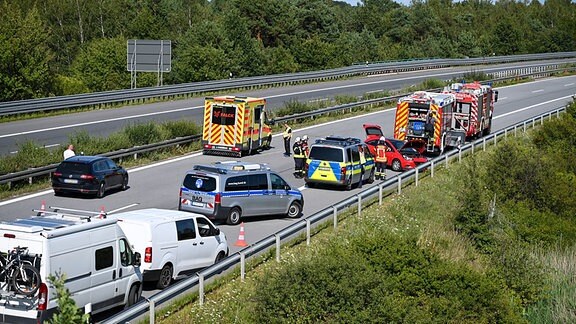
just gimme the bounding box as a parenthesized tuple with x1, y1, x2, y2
(425, 111, 435, 138)
(292, 137, 305, 178)
(358, 145, 366, 188)
(283, 122, 292, 156)
(375, 136, 388, 180)
(301, 135, 310, 158)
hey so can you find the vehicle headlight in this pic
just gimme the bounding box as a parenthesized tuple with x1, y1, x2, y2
(403, 155, 413, 161)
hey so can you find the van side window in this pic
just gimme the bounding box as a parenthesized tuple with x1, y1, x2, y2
(197, 217, 216, 237)
(225, 175, 249, 191)
(254, 106, 262, 123)
(351, 146, 360, 163)
(119, 238, 132, 266)
(249, 174, 268, 190)
(176, 219, 196, 240)
(270, 174, 287, 190)
(95, 246, 114, 270)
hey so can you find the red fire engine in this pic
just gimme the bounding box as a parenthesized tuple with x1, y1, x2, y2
(444, 81, 499, 139)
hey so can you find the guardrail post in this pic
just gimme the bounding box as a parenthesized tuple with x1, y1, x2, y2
(397, 177, 402, 195)
(541, 115, 544, 125)
(483, 138, 486, 151)
(504, 129, 508, 139)
(415, 168, 419, 186)
(523, 121, 527, 132)
(379, 184, 383, 205)
(431, 161, 434, 178)
(445, 154, 449, 168)
(240, 252, 246, 282)
(199, 273, 204, 306)
(514, 126, 517, 137)
(306, 219, 311, 245)
(333, 206, 337, 229)
(357, 195, 362, 217)
(494, 134, 497, 147)
(28, 177, 32, 185)
(471, 142, 474, 154)
(146, 298, 155, 324)
(458, 148, 462, 163)
(275, 234, 281, 262)
(133, 153, 137, 160)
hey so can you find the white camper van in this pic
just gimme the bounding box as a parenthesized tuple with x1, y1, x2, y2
(0, 207, 142, 324)
(108, 208, 229, 289)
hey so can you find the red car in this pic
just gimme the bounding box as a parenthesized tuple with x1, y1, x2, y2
(363, 124, 428, 171)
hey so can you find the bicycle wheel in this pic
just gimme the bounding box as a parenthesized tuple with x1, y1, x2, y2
(12, 264, 41, 296)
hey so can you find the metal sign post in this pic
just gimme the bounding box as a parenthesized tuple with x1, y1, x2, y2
(127, 40, 171, 88)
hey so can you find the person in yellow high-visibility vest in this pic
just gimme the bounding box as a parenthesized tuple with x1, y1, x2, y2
(282, 122, 292, 156)
(374, 136, 388, 180)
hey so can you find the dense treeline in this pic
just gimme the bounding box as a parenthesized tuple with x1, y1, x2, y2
(1, 0, 575, 101)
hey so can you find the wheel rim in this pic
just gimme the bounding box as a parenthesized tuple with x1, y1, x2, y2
(288, 202, 301, 218)
(392, 160, 401, 171)
(229, 209, 241, 225)
(158, 266, 172, 288)
(98, 183, 105, 197)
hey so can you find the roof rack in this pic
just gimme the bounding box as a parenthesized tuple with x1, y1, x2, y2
(315, 136, 362, 146)
(192, 161, 270, 174)
(32, 206, 106, 221)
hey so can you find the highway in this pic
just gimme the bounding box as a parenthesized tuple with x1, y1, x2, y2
(0, 75, 574, 321)
(0, 59, 574, 156)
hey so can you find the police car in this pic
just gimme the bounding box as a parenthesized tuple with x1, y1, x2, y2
(304, 136, 375, 190)
(179, 161, 304, 225)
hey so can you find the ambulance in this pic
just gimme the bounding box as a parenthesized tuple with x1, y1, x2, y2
(202, 96, 273, 157)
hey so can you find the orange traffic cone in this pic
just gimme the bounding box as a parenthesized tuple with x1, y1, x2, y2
(234, 222, 248, 247)
(39, 200, 46, 216)
(98, 206, 106, 219)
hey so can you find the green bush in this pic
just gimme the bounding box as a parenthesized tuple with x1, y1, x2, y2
(253, 233, 521, 323)
(124, 122, 164, 146)
(47, 272, 90, 324)
(161, 120, 200, 138)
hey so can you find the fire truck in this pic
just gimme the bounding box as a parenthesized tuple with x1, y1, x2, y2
(202, 96, 272, 157)
(444, 81, 499, 139)
(393, 91, 461, 154)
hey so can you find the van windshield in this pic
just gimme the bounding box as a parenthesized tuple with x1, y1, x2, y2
(183, 174, 217, 192)
(309, 146, 344, 162)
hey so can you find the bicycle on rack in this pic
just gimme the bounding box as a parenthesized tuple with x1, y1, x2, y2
(0, 246, 41, 297)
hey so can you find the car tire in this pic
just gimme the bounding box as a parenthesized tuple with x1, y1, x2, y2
(367, 168, 375, 184)
(121, 176, 129, 191)
(96, 182, 106, 198)
(345, 177, 352, 190)
(156, 264, 173, 289)
(227, 207, 242, 226)
(392, 159, 402, 172)
(287, 201, 302, 218)
(125, 284, 141, 309)
(215, 251, 226, 263)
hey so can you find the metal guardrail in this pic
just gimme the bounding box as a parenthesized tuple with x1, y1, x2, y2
(0, 52, 574, 116)
(102, 104, 568, 324)
(1, 65, 573, 186)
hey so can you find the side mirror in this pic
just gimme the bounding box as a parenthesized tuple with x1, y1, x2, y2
(494, 90, 499, 103)
(133, 252, 141, 267)
(214, 228, 220, 236)
(284, 185, 291, 190)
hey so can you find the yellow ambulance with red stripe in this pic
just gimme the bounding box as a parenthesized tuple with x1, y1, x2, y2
(202, 96, 272, 157)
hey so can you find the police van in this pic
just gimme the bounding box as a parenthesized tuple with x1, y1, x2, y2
(178, 161, 304, 225)
(304, 136, 375, 190)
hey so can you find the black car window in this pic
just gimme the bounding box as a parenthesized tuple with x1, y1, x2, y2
(183, 174, 217, 192)
(57, 162, 91, 174)
(270, 173, 288, 190)
(176, 219, 196, 240)
(225, 175, 249, 191)
(248, 174, 268, 190)
(350, 146, 360, 163)
(197, 217, 216, 237)
(105, 159, 118, 169)
(93, 160, 108, 172)
(308, 146, 344, 162)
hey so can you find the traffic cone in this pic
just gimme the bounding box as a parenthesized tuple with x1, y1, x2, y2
(39, 200, 46, 216)
(234, 222, 248, 247)
(98, 206, 106, 219)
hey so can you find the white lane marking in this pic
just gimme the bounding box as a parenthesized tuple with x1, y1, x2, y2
(0, 189, 53, 207)
(564, 83, 574, 87)
(494, 95, 573, 120)
(532, 89, 544, 93)
(108, 203, 139, 214)
(298, 185, 308, 191)
(499, 97, 508, 100)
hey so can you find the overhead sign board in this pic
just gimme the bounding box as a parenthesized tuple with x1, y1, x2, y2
(127, 39, 171, 73)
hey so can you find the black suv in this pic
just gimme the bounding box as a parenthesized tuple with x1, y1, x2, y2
(52, 156, 128, 198)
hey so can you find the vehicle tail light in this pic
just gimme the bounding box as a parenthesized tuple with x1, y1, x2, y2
(232, 147, 240, 152)
(144, 247, 152, 263)
(203, 144, 213, 149)
(53, 172, 62, 177)
(340, 166, 346, 175)
(214, 193, 221, 204)
(179, 188, 182, 197)
(37, 283, 48, 311)
(80, 174, 95, 180)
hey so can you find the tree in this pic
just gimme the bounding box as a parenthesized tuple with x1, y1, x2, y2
(47, 272, 90, 324)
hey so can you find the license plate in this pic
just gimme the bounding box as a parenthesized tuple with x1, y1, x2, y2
(192, 202, 204, 207)
(63, 179, 78, 184)
(319, 167, 331, 171)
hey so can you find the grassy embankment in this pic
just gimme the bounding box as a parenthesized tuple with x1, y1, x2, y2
(150, 100, 576, 323)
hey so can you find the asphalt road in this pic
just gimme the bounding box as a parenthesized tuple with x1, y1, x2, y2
(0, 76, 574, 322)
(0, 59, 574, 156)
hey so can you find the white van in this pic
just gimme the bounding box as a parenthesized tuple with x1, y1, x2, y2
(0, 208, 142, 324)
(108, 209, 228, 289)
